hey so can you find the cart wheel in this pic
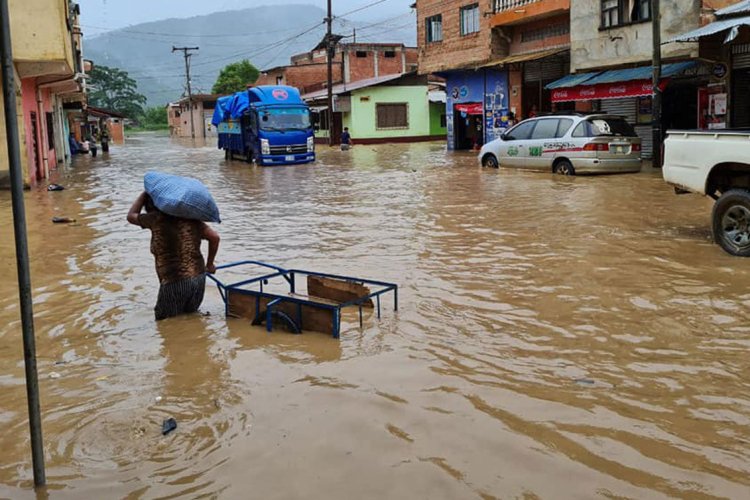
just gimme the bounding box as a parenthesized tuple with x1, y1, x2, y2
(252, 309, 302, 334)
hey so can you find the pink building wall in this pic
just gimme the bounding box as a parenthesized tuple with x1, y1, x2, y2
(21, 78, 57, 185)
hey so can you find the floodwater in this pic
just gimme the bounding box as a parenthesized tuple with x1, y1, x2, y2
(0, 133, 748, 499)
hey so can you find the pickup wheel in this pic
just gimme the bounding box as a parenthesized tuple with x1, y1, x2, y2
(712, 189, 750, 257)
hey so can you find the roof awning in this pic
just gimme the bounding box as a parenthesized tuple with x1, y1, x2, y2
(665, 15, 750, 43)
(454, 103, 483, 115)
(546, 61, 698, 102)
(477, 48, 568, 69)
(550, 79, 668, 103)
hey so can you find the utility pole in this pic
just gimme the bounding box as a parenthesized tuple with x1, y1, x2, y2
(326, 0, 334, 147)
(651, 0, 662, 167)
(0, 0, 45, 487)
(173, 46, 200, 140)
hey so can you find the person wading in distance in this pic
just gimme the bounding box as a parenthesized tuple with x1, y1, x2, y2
(127, 192, 220, 320)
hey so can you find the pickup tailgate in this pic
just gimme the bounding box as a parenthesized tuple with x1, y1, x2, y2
(662, 132, 709, 195)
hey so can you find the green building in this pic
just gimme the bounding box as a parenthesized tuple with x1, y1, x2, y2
(303, 72, 446, 144)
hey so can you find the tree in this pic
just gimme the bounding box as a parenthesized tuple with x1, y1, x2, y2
(139, 106, 169, 130)
(212, 60, 260, 95)
(88, 65, 147, 118)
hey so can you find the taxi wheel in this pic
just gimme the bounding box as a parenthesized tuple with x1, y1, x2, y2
(554, 160, 575, 176)
(482, 154, 499, 169)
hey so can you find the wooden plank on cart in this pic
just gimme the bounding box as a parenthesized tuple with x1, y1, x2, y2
(227, 289, 336, 334)
(307, 275, 374, 308)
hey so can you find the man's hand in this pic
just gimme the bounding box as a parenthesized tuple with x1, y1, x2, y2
(127, 192, 148, 226)
(206, 263, 217, 274)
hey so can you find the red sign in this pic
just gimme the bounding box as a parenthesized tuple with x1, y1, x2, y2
(272, 89, 289, 101)
(551, 79, 670, 103)
(454, 102, 483, 115)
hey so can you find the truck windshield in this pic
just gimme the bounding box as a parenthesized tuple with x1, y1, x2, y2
(259, 108, 311, 131)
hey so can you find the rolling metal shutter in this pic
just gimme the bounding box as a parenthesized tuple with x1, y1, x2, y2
(601, 98, 652, 158)
(523, 58, 568, 83)
(732, 44, 750, 69)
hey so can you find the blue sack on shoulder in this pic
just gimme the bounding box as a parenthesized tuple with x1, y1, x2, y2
(144, 172, 221, 223)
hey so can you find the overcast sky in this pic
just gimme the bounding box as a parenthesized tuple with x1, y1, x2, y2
(78, 0, 411, 31)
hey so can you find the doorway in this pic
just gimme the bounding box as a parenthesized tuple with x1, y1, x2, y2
(453, 103, 483, 150)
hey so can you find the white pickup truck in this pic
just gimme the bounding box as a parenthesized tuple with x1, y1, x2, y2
(663, 130, 750, 256)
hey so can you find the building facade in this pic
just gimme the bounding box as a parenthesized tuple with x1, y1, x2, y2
(542, 0, 709, 158)
(302, 73, 446, 144)
(1, 0, 86, 187)
(489, 0, 572, 119)
(170, 95, 222, 139)
(256, 43, 418, 95)
(416, 0, 513, 149)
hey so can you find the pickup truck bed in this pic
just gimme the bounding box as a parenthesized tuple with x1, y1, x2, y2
(663, 129, 750, 256)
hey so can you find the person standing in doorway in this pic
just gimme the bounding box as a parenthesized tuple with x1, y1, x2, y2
(341, 127, 352, 150)
(127, 192, 221, 321)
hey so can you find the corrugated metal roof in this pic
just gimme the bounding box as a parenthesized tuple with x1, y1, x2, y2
(581, 61, 698, 85)
(665, 15, 750, 42)
(477, 48, 568, 69)
(301, 73, 411, 101)
(716, 0, 750, 16)
(545, 72, 601, 89)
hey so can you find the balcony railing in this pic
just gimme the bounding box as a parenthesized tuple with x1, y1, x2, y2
(493, 0, 540, 13)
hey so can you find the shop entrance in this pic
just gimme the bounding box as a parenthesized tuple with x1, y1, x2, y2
(663, 84, 699, 130)
(453, 103, 483, 150)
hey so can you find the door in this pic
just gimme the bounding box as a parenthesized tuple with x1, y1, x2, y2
(29, 112, 41, 181)
(331, 112, 343, 145)
(498, 119, 536, 168)
(525, 118, 562, 170)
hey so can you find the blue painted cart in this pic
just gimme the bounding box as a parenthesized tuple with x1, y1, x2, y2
(208, 261, 398, 339)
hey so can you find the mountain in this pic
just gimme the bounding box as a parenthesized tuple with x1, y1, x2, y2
(84, 4, 417, 106)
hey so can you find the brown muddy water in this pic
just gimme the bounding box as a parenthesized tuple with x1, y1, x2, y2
(0, 133, 748, 499)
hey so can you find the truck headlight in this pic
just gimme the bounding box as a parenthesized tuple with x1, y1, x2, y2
(261, 139, 270, 155)
(307, 136, 314, 153)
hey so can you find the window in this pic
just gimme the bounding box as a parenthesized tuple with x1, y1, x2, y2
(556, 119, 574, 138)
(531, 119, 560, 140)
(460, 4, 480, 36)
(276, 76, 283, 85)
(506, 120, 536, 141)
(356, 51, 368, 58)
(521, 24, 570, 43)
(572, 122, 591, 138)
(601, 0, 621, 28)
(426, 15, 443, 43)
(377, 103, 408, 129)
(588, 118, 637, 137)
(384, 51, 396, 58)
(631, 0, 651, 22)
(601, 0, 651, 28)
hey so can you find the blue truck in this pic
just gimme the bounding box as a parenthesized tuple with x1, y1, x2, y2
(212, 86, 315, 166)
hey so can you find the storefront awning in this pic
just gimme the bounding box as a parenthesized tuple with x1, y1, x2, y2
(550, 79, 668, 102)
(454, 103, 483, 115)
(665, 15, 750, 43)
(546, 61, 698, 102)
(477, 48, 568, 69)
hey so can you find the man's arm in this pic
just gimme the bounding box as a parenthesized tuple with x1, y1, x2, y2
(127, 192, 148, 226)
(202, 224, 220, 274)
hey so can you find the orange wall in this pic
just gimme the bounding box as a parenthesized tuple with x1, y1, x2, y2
(491, 0, 570, 27)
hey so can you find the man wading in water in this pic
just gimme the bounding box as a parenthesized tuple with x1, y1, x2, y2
(127, 192, 220, 320)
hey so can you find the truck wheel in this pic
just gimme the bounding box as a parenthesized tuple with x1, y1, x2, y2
(482, 154, 499, 168)
(712, 189, 750, 257)
(554, 160, 575, 176)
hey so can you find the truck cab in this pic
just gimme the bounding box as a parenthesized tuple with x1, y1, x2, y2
(213, 86, 315, 166)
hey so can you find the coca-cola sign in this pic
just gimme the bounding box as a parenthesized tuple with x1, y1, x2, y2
(551, 79, 669, 102)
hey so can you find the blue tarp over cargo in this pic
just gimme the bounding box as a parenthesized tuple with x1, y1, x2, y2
(211, 95, 234, 127)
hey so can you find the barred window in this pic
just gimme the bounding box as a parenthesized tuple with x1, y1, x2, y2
(376, 103, 408, 129)
(520, 23, 570, 43)
(460, 4, 480, 36)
